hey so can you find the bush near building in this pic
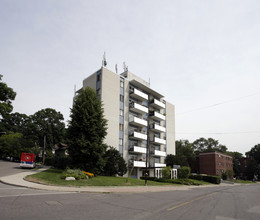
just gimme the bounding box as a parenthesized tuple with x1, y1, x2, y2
(177, 166, 191, 179)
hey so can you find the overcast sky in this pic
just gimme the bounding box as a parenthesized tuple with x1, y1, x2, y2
(1, 0, 260, 155)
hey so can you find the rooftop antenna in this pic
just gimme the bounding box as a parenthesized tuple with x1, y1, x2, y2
(115, 64, 118, 73)
(123, 62, 128, 72)
(102, 52, 107, 67)
(74, 84, 76, 96)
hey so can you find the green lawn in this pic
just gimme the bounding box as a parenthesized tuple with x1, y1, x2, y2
(25, 168, 215, 187)
(25, 168, 173, 187)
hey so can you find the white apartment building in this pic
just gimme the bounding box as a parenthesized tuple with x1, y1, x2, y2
(80, 66, 175, 179)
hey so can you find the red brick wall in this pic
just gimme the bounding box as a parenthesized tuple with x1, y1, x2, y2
(199, 152, 233, 176)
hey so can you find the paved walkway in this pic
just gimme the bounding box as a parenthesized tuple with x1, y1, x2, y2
(0, 167, 241, 193)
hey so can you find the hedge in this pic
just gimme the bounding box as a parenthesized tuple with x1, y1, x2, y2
(190, 174, 221, 184)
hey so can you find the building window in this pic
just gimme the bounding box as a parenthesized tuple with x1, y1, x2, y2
(119, 131, 124, 139)
(119, 145, 123, 155)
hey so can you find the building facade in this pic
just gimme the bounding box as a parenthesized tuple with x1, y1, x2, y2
(199, 152, 233, 176)
(79, 66, 175, 178)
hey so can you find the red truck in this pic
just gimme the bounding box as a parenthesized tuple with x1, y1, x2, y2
(20, 152, 36, 168)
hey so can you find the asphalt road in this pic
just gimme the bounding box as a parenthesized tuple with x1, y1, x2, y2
(0, 161, 260, 220)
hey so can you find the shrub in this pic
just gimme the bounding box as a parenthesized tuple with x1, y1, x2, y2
(44, 155, 54, 166)
(226, 169, 234, 180)
(190, 174, 221, 184)
(162, 166, 171, 179)
(61, 169, 88, 180)
(54, 156, 69, 169)
(222, 172, 227, 180)
(178, 166, 191, 179)
(103, 147, 127, 176)
(202, 175, 221, 184)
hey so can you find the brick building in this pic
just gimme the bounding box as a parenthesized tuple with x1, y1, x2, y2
(190, 151, 233, 176)
(199, 152, 233, 176)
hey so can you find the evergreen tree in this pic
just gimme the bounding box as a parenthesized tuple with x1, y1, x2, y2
(67, 87, 107, 174)
(104, 147, 127, 176)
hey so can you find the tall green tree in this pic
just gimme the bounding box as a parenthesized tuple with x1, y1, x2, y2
(246, 144, 260, 164)
(245, 144, 260, 180)
(67, 87, 107, 174)
(0, 132, 30, 158)
(32, 108, 66, 151)
(226, 151, 243, 177)
(165, 140, 195, 167)
(1, 112, 29, 133)
(192, 137, 227, 155)
(0, 75, 16, 129)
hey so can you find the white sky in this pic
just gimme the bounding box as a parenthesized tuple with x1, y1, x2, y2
(1, 0, 259, 155)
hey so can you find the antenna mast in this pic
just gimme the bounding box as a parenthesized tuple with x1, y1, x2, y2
(102, 52, 107, 67)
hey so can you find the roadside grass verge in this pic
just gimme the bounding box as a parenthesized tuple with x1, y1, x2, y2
(25, 168, 174, 187)
(231, 179, 257, 184)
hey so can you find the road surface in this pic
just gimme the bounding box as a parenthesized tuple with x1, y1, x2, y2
(0, 161, 259, 220)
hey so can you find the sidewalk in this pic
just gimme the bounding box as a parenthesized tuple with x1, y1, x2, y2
(0, 167, 240, 193)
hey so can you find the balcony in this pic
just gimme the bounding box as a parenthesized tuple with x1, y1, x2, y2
(129, 146, 147, 154)
(129, 115, 147, 127)
(151, 136, 166, 145)
(129, 160, 146, 168)
(151, 150, 166, 157)
(150, 99, 165, 109)
(149, 123, 166, 132)
(154, 163, 166, 168)
(129, 131, 147, 141)
(149, 111, 165, 121)
(130, 87, 148, 101)
(130, 101, 149, 114)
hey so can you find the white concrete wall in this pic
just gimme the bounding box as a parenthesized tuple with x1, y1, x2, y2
(101, 67, 120, 149)
(166, 101, 176, 155)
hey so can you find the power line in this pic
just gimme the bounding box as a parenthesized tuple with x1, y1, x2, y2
(177, 92, 260, 115)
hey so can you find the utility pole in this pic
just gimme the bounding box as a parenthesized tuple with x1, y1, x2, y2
(42, 136, 46, 165)
(145, 96, 151, 186)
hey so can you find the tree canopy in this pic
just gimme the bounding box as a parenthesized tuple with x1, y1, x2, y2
(0, 75, 16, 120)
(165, 140, 195, 167)
(192, 137, 227, 155)
(246, 144, 260, 164)
(32, 108, 65, 150)
(67, 87, 107, 174)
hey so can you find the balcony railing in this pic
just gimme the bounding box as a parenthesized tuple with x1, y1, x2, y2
(150, 99, 165, 109)
(130, 101, 149, 114)
(128, 160, 147, 168)
(130, 87, 148, 101)
(129, 146, 147, 154)
(149, 123, 166, 132)
(154, 163, 167, 168)
(151, 150, 167, 157)
(129, 131, 147, 140)
(151, 136, 166, 145)
(129, 115, 147, 127)
(149, 111, 165, 121)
